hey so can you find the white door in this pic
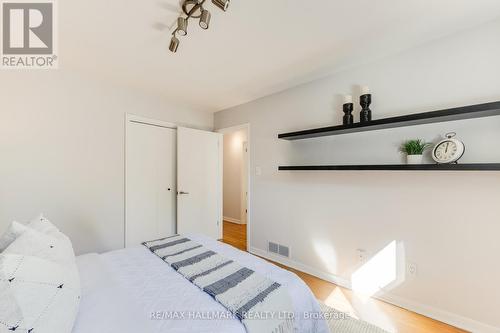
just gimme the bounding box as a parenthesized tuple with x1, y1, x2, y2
(177, 127, 222, 240)
(126, 120, 176, 247)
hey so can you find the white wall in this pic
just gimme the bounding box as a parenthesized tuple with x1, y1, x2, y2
(215, 19, 500, 332)
(223, 129, 247, 222)
(0, 71, 212, 255)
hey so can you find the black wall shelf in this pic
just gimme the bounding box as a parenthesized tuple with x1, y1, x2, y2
(278, 164, 500, 171)
(278, 101, 500, 140)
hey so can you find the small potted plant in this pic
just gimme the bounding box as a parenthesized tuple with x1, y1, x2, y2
(400, 139, 431, 164)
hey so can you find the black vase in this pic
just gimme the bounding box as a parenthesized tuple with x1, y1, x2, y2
(342, 103, 354, 125)
(359, 94, 372, 123)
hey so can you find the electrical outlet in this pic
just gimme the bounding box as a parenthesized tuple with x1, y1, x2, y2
(255, 166, 262, 176)
(356, 249, 367, 263)
(407, 263, 418, 276)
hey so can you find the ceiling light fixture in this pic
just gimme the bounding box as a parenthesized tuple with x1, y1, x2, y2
(177, 17, 188, 36)
(212, 0, 230, 12)
(199, 9, 211, 30)
(169, 36, 180, 53)
(170, 0, 230, 53)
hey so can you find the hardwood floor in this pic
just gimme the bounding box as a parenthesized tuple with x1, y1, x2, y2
(221, 220, 247, 251)
(221, 221, 467, 333)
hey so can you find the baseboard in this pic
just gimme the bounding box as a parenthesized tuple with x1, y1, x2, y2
(223, 216, 244, 224)
(248, 246, 500, 333)
(376, 293, 500, 333)
(248, 247, 351, 290)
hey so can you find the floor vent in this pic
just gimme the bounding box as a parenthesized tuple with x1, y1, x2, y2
(268, 241, 290, 258)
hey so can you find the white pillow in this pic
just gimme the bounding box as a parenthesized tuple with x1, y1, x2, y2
(0, 222, 28, 253)
(0, 262, 23, 331)
(27, 214, 64, 240)
(0, 221, 80, 333)
(3, 228, 75, 267)
(0, 254, 80, 333)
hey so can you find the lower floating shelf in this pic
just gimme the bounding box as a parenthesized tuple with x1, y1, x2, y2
(278, 164, 500, 171)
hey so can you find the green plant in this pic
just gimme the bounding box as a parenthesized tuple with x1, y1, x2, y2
(400, 139, 431, 155)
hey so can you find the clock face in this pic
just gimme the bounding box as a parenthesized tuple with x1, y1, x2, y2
(432, 138, 465, 164)
(435, 141, 457, 160)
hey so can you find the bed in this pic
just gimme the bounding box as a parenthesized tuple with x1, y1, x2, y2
(73, 234, 329, 333)
(0, 217, 328, 333)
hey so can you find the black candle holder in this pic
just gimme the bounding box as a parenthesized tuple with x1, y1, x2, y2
(359, 94, 372, 123)
(342, 103, 354, 125)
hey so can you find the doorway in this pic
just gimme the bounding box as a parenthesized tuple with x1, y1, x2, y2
(218, 124, 250, 251)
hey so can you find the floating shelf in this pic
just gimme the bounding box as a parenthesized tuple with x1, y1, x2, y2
(278, 101, 500, 140)
(278, 164, 500, 171)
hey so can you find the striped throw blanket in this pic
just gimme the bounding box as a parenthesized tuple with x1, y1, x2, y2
(143, 235, 294, 333)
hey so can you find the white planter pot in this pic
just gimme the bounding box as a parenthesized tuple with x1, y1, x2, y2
(407, 155, 423, 165)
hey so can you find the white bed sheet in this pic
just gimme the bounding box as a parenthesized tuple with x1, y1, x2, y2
(73, 234, 329, 333)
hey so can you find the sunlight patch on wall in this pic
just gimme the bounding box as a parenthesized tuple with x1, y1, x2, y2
(351, 240, 405, 298)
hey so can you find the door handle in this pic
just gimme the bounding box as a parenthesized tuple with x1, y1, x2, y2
(178, 191, 189, 195)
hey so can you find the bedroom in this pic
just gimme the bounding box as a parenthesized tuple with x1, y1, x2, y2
(1, 0, 500, 332)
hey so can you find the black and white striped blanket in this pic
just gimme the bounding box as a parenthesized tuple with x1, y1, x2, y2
(143, 235, 294, 333)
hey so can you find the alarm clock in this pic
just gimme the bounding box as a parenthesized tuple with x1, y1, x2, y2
(432, 132, 465, 164)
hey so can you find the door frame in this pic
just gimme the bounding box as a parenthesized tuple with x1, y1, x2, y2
(240, 141, 248, 224)
(217, 123, 251, 251)
(126, 114, 177, 130)
(124, 114, 178, 248)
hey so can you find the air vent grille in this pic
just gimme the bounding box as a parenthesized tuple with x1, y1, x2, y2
(268, 242, 279, 254)
(268, 241, 290, 258)
(278, 245, 289, 258)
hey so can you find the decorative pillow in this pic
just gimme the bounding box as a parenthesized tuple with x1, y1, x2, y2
(3, 228, 75, 268)
(0, 222, 28, 253)
(0, 254, 80, 333)
(0, 219, 80, 333)
(27, 214, 65, 240)
(0, 261, 23, 332)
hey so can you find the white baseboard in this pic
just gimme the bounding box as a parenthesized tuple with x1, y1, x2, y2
(376, 293, 500, 333)
(223, 216, 245, 224)
(248, 246, 500, 333)
(249, 247, 351, 290)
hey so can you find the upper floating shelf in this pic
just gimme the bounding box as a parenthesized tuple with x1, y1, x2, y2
(278, 101, 500, 140)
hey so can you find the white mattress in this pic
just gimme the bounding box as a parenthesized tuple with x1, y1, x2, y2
(73, 234, 329, 333)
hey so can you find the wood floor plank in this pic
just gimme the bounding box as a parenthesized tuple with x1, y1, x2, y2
(221, 221, 468, 333)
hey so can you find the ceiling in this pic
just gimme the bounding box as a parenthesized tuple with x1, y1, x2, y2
(61, 0, 500, 113)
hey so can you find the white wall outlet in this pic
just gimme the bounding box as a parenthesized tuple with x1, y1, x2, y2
(356, 249, 367, 263)
(407, 263, 418, 276)
(255, 166, 262, 176)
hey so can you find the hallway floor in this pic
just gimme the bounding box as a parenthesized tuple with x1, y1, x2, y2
(221, 220, 247, 251)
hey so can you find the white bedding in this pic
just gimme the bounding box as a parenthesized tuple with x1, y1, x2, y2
(73, 234, 329, 333)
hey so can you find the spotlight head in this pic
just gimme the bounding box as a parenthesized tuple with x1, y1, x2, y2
(212, 0, 230, 11)
(199, 9, 211, 29)
(177, 17, 188, 36)
(169, 36, 179, 53)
